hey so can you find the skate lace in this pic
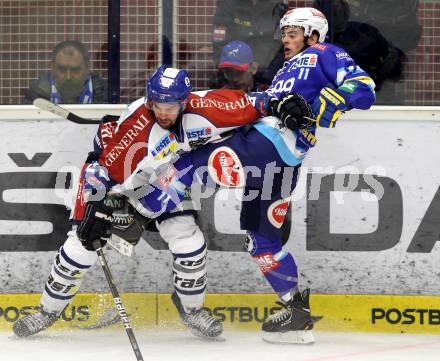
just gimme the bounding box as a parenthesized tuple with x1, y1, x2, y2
(21, 312, 55, 332)
(187, 309, 216, 331)
(269, 301, 292, 323)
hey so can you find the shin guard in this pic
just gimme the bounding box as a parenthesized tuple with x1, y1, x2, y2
(246, 231, 298, 298)
(157, 215, 207, 310)
(41, 230, 97, 313)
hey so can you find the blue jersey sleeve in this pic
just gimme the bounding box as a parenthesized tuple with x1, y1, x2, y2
(320, 45, 376, 110)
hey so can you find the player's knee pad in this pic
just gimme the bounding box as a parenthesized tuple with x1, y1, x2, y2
(245, 231, 285, 276)
(157, 214, 205, 254)
(245, 231, 283, 259)
(41, 230, 97, 313)
(157, 215, 207, 308)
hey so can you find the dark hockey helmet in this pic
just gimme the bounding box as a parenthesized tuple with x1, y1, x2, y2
(146, 65, 192, 106)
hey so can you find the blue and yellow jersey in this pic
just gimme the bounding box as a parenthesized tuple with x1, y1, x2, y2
(254, 42, 376, 166)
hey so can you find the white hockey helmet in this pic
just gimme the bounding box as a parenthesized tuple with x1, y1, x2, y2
(280, 7, 328, 43)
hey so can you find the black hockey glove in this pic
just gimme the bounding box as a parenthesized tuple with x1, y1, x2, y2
(272, 93, 315, 131)
(77, 201, 113, 251)
(100, 114, 120, 123)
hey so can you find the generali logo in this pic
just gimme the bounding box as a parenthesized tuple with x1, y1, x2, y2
(189, 96, 251, 111)
(104, 113, 150, 167)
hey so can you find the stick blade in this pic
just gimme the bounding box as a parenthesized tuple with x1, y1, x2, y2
(33, 98, 69, 119)
(33, 97, 101, 124)
(74, 308, 122, 330)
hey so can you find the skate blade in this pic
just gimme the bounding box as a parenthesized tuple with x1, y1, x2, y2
(262, 330, 314, 344)
(203, 334, 226, 342)
(311, 315, 323, 324)
(190, 330, 226, 342)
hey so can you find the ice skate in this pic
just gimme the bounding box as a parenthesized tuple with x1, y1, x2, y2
(13, 307, 59, 338)
(262, 288, 315, 344)
(171, 292, 223, 340)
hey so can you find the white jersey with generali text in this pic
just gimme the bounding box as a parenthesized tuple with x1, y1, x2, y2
(73, 89, 260, 221)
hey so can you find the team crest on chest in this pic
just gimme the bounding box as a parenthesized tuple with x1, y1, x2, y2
(288, 54, 318, 71)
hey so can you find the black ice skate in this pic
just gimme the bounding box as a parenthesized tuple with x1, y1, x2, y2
(262, 288, 315, 344)
(13, 307, 59, 338)
(171, 292, 223, 340)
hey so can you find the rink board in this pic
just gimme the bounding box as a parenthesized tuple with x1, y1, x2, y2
(1, 293, 440, 334)
(1, 110, 440, 297)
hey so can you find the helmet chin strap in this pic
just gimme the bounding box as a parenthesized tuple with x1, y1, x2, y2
(179, 100, 188, 112)
(300, 36, 310, 53)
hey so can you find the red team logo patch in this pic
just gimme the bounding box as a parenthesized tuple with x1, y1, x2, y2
(208, 146, 245, 187)
(267, 199, 290, 228)
(254, 253, 281, 275)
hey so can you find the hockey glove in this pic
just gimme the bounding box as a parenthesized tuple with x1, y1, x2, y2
(77, 201, 113, 251)
(272, 93, 315, 131)
(312, 87, 348, 128)
(100, 114, 120, 123)
(247, 91, 274, 116)
(104, 194, 137, 232)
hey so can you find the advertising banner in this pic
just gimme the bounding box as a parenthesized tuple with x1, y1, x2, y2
(0, 115, 439, 296)
(2, 293, 440, 333)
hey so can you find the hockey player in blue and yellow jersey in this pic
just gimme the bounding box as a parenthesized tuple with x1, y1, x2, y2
(253, 6, 376, 169)
(248, 7, 375, 343)
(270, 8, 375, 114)
(135, 7, 375, 345)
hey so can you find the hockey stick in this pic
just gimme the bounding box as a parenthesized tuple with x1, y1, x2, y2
(33, 98, 101, 124)
(74, 307, 122, 330)
(93, 240, 144, 361)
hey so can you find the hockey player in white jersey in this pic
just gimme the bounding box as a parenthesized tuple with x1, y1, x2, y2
(12, 66, 270, 340)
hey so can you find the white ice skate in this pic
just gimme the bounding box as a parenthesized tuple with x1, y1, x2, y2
(13, 307, 59, 338)
(171, 292, 223, 340)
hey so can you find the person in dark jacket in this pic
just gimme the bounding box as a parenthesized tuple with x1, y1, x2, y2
(212, 40, 257, 92)
(25, 40, 107, 104)
(313, 0, 421, 104)
(212, 0, 288, 89)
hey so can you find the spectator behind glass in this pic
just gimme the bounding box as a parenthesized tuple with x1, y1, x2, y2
(216, 40, 258, 92)
(25, 40, 108, 104)
(313, 0, 421, 104)
(212, 0, 288, 90)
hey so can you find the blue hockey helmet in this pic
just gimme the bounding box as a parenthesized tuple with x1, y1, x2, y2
(146, 65, 192, 105)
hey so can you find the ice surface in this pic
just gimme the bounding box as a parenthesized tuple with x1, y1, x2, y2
(2, 329, 440, 361)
